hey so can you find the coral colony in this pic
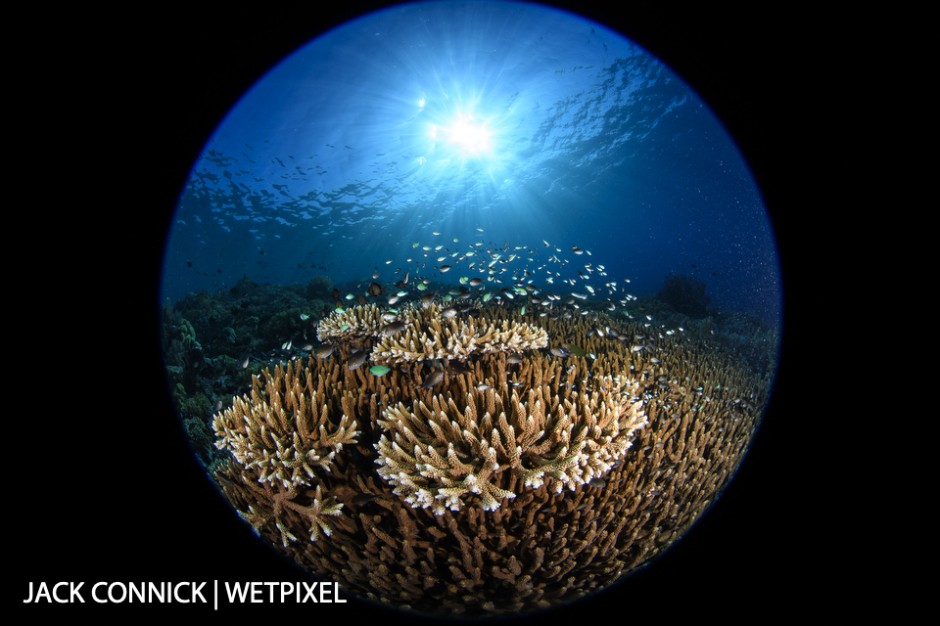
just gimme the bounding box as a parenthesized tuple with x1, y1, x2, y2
(208, 297, 768, 615)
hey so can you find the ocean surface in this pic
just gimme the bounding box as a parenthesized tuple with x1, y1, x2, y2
(160, 1, 780, 325)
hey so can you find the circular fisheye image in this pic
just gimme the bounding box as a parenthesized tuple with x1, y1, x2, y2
(160, 1, 781, 617)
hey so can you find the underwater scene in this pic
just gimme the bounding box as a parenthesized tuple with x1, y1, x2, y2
(160, 1, 781, 618)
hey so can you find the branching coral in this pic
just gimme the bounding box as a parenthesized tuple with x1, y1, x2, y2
(316, 303, 386, 342)
(213, 360, 359, 490)
(374, 376, 645, 514)
(207, 300, 770, 616)
(371, 306, 548, 364)
(275, 484, 344, 543)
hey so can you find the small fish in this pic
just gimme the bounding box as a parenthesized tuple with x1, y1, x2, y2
(299, 313, 310, 321)
(347, 351, 369, 370)
(476, 384, 492, 391)
(439, 265, 452, 273)
(482, 292, 493, 302)
(420, 369, 444, 389)
(441, 307, 458, 319)
(345, 293, 355, 300)
(549, 347, 568, 358)
(242, 357, 250, 369)
(281, 340, 292, 351)
(315, 344, 334, 359)
(469, 277, 483, 287)
(572, 246, 584, 255)
(369, 282, 383, 296)
(449, 361, 472, 374)
(506, 355, 522, 365)
(369, 365, 391, 377)
(334, 307, 345, 314)
(382, 320, 407, 335)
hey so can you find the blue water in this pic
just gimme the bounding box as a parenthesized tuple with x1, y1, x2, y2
(162, 1, 780, 323)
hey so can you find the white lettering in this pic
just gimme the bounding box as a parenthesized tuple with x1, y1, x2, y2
(280, 582, 294, 603)
(108, 583, 127, 603)
(92, 582, 109, 603)
(24, 582, 87, 604)
(190, 581, 207, 603)
(224, 581, 251, 604)
(301, 582, 318, 603)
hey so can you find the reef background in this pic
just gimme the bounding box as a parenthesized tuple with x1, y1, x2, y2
(10, 2, 825, 621)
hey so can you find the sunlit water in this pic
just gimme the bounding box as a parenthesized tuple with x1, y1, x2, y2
(162, 1, 779, 323)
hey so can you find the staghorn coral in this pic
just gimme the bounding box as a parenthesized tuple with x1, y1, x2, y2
(314, 301, 548, 366)
(373, 316, 549, 364)
(213, 360, 359, 491)
(209, 301, 770, 616)
(316, 303, 386, 342)
(375, 376, 646, 514)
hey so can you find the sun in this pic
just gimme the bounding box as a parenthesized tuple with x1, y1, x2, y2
(428, 112, 495, 159)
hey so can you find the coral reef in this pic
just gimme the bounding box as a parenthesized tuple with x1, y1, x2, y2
(209, 301, 768, 615)
(305, 275, 333, 300)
